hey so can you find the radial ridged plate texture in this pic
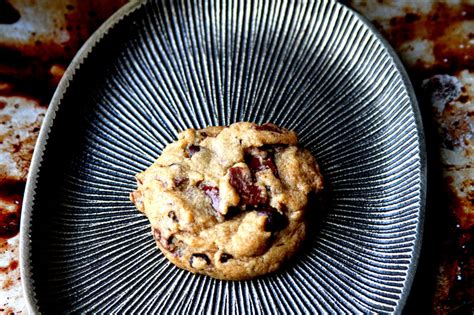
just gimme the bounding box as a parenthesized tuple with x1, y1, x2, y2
(21, 0, 425, 313)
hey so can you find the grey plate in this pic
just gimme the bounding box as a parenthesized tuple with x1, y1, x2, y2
(21, 0, 426, 313)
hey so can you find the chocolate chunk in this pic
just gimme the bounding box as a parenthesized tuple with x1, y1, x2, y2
(245, 147, 279, 177)
(168, 211, 178, 222)
(255, 123, 282, 133)
(229, 167, 268, 206)
(220, 253, 233, 263)
(202, 185, 220, 210)
(152, 228, 161, 241)
(153, 228, 177, 252)
(229, 167, 251, 191)
(186, 144, 201, 157)
(257, 208, 288, 232)
(224, 206, 240, 219)
(264, 158, 278, 175)
(190, 253, 210, 268)
(247, 155, 264, 171)
(247, 154, 278, 177)
(164, 235, 177, 252)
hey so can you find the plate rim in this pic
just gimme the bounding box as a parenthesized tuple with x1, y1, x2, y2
(19, 1, 148, 313)
(344, 6, 427, 313)
(19, 0, 427, 313)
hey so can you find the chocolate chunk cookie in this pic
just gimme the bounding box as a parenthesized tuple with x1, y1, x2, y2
(130, 122, 323, 280)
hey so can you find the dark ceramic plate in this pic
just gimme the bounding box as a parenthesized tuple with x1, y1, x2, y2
(20, 0, 425, 313)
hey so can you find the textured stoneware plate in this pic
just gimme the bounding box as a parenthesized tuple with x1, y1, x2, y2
(20, 0, 426, 313)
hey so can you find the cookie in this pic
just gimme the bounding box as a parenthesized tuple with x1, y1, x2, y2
(130, 122, 323, 280)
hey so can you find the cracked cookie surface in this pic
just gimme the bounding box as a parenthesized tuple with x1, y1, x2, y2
(130, 122, 323, 280)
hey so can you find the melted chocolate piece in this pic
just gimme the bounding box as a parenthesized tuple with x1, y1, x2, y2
(190, 253, 210, 267)
(153, 228, 176, 252)
(255, 123, 282, 133)
(224, 206, 241, 219)
(166, 235, 177, 252)
(229, 167, 267, 206)
(202, 185, 220, 211)
(247, 154, 278, 177)
(152, 228, 161, 241)
(257, 208, 288, 232)
(168, 211, 178, 222)
(220, 253, 233, 263)
(186, 144, 201, 157)
(245, 146, 279, 178)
